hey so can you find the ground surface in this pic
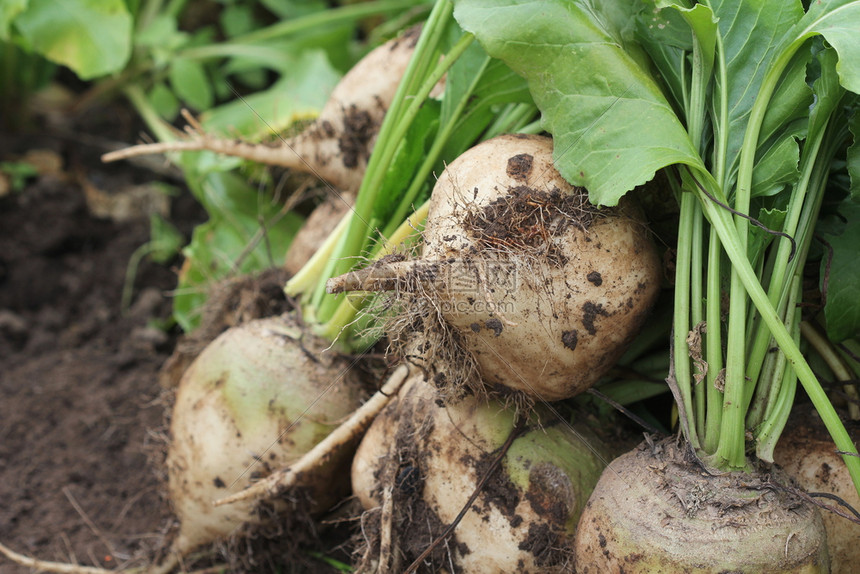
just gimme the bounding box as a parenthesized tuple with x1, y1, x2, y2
(0, 106, 202, 573)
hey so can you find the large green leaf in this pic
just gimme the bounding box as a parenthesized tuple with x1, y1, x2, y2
(708, 0, 805, 191)
(818, 198, 860, 342)
(636, 0, 718, 122)
(11, 0, 131, 79)
(794, 0, 860, 93)
(454, 0, 702, 206)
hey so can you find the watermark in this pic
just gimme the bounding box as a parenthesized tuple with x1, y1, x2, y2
(438, 299, 516, 315)
(340, 259, 520, 312)
(446, 260, 518, 293)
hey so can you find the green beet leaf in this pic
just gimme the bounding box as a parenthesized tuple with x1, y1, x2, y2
(10, 0, 131, 79)
(453, 0, 703, 206)
(169, 58, 214, 111)
(200, 50, 340, 140)
(172, 169, 302, 332)
(818, 198, 860, 342)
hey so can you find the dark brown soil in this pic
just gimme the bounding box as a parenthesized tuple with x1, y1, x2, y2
(0, 113, 201, 573)
(464, 182, 595, 262)
(1, 101, 364, 573)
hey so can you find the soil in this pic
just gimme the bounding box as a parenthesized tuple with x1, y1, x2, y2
(0, 90, 368, 572)
(0, 106, 207, 573)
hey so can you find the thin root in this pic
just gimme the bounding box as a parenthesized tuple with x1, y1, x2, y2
(376, 481, 398, 574)
(402, 415, 527, 574)
(214, 364, 411, 507)
(101, 110, 304, 170)
(0, 541, 122, 574)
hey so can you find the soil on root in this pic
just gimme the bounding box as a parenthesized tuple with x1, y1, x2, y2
(462, 180, 596, 265)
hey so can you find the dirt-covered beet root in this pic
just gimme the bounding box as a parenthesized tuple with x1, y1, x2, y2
(331, 134, 661, 401)
(774, 406, 860, 573)
(283, 27, 422, 191)
(425, 134, 660, 400)
(574, 437, 830, 573)
(165, 313, 366, 561)
(103, 27, 424, 193)
(352, 372, 614, 572)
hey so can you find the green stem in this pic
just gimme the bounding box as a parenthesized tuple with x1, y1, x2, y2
(482, 103, 538, 140)
(714, 243, 748, 468)
(691, 204, 706, 440)
(673, 189, 700, 450)
(702, 225, 723, 454)
(311, 6, 463, 322)
(284, 208, 352, 297)
(701, 27, 728, 455)
(690, 166, 860, 496)
(748, 118, 847, 428)
(315, 200, 429, 342)
(761, 276, 801, 425)
(383, 35, 481, 239)
(714, 33, 813, 471)
(755, 279, 801, 463)
(710, 30, 728, 190)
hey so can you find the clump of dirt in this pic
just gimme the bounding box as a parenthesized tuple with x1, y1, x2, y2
(463, 183, 596, 265)
(338, 105, 377, 169)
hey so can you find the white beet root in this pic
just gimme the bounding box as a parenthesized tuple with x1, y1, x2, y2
(163, 314, 366, 567)
(102, 27, 423, 192)
(330, 134, 662, 401)
(574, 438, 830, 573)
(774, 407, 860, 573)
(352, 372, 614, 572)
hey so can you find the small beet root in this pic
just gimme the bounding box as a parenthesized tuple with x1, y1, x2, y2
(164, 314, 366, 565)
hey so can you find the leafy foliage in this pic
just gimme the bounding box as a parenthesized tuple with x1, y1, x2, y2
(2, 0, 132, 79)
(455, 0, 860, 492)
(455, 0, 702, 207)
(818, 198, 860, 342)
